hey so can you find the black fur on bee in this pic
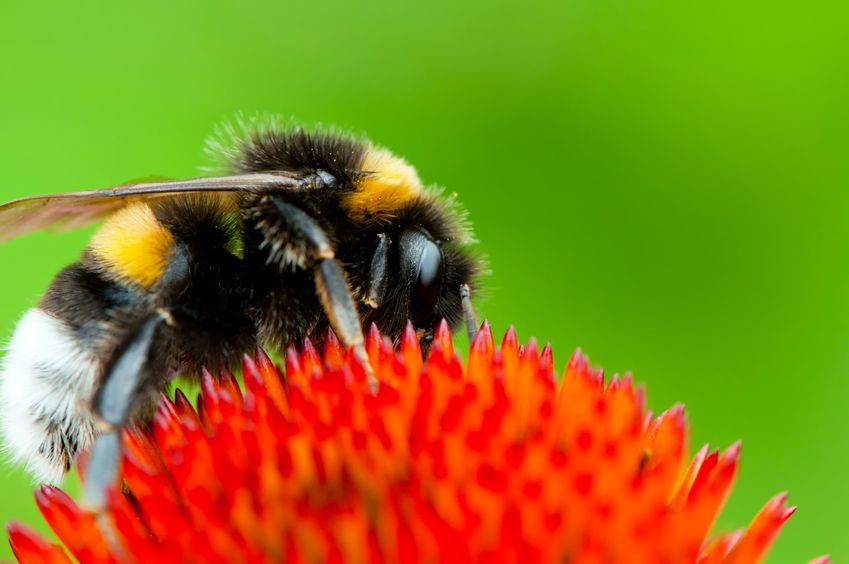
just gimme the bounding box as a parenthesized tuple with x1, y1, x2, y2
(0, 122, 483, 514)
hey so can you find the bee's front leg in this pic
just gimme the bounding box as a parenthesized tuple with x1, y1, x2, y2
(364, 233, 390, 309)
(268, 197, 377, 390)
(460, 283, 477, 342)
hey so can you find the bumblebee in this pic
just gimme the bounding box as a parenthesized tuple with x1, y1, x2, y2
(0, 122, 481, 511)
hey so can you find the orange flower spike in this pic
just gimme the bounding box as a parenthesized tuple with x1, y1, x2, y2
(7, 523, 71, 564)
(254, 345, 282, 386)
(688, 442, 741, 539)
(699, 530, 743, 564)
(501, 324, 521, 367)
(472, 320, 495, 357)
(243, 353, 281, 422)
(433, 318, 454, 358)
(721, 493, 796, 563)
(6, 325, 817, 563)
(197, 367, 224, 431)
(509, 337, 541, 438)
(644, 403, 688, 484)
(322, 328, 345, 370)
(283, 343, 304, 380)
(539, 342, 554, 376)
(240, 377, 289, 559)
(300, 337, 323, 383)
(218, 367, 243, 411)
(33, 486, 115, 564)
(467, 320, 495, 385)
(119, 444, 183, 544)
(366, 322, 382, 370)
(400, 320, 423, 378)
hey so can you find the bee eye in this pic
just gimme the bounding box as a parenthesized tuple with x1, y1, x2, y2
(399, 229, 444, 328)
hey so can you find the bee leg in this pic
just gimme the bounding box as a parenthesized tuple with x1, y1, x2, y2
(460, 284, 477, 342)
(364, 233, 390, 309)
(86, 432, 126, 557)
(270, 198, 376, 389)
(315, 258, 375, 390)
(83, 311, 170, 512)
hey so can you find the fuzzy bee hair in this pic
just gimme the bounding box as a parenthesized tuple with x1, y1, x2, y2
(0, 120, 483, 508)
(0, 309, 99, 483)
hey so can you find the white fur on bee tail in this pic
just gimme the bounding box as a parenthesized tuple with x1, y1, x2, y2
(0, 309, 99, 484)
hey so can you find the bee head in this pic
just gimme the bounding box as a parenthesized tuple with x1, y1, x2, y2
(363, 196, 481, 349)
(399, 228, 445, 333)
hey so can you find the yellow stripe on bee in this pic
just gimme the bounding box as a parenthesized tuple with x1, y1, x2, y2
(344, 147, 423, 222)
(90, 202, 174, 288)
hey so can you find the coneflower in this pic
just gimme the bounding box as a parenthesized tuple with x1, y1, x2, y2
(7, 322, 820, 563)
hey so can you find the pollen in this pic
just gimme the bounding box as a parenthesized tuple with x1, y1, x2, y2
(345, 146, 423, 222)
(90, 202, 174, 288)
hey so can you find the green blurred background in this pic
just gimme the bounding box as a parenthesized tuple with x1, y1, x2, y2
(1, 1, 846, 561)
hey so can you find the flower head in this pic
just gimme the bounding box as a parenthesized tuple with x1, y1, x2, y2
(7, 322, 809, 563)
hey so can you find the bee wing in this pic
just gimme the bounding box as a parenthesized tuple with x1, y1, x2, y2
(0, 172, 308, 241)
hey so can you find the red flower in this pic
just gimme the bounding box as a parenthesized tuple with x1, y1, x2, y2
(6, 322, 820, 563)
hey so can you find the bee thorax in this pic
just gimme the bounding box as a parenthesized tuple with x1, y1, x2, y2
(0, 309, 99, 484)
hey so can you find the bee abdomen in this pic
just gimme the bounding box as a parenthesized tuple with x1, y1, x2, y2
(0, 308, 99, 483)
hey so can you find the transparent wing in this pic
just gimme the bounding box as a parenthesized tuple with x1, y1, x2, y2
(0, 172, 308, 241)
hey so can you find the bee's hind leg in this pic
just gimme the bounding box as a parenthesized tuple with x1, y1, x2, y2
(84, 430, 126, 554)
(80, 310, 172, 556)
(84, 311, 169, 510)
